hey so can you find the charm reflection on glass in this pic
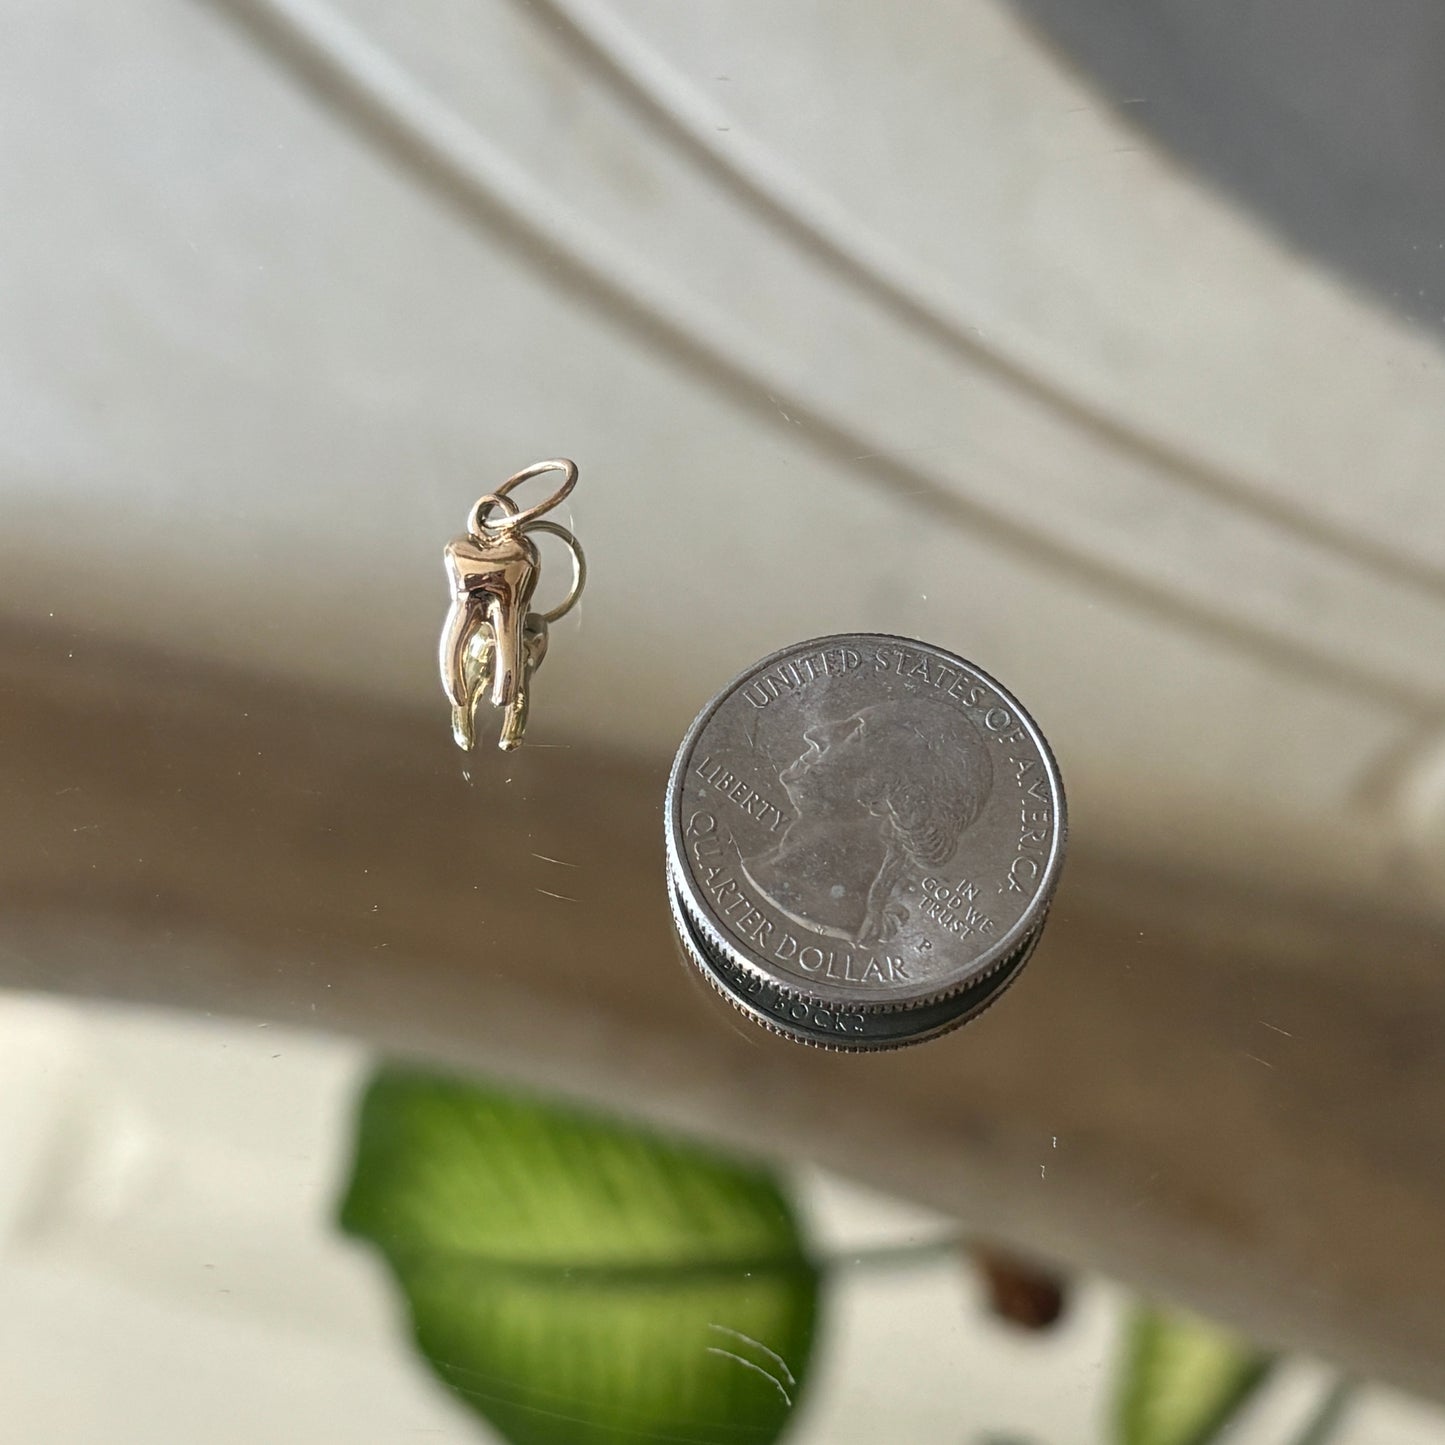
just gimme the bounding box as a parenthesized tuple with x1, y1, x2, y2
(439, 459, 586, 751)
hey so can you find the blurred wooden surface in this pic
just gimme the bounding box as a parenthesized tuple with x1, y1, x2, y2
(2, 621, 1443, 1400)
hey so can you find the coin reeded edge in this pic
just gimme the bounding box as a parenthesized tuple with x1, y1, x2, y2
(664, 633, 1067, 1012)
(669, 873, 1045, 1051)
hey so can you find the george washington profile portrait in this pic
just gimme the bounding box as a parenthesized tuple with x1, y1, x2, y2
(742, 700, 993, 945)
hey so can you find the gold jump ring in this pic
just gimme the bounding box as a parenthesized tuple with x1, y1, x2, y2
(487, 458, 578, 530)
(525, 519, 587, 624)
(467, 490, 521, 536)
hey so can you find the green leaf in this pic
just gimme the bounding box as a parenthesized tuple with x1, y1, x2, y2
(339, 1066, 818, 1445)
(1116, 1308, 1273, 1445)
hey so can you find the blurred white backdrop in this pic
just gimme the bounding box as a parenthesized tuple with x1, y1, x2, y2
(2, 992, 1442, 1445)
(6, 0, 1445, 915)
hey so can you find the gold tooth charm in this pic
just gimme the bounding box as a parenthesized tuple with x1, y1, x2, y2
(439, 459, 586, 752)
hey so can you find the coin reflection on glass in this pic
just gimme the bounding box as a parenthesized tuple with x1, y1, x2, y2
(664, 635, 1066, 1050)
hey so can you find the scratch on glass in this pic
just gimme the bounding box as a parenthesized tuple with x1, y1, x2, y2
(704, 1346, 793, 1406)
(706, 1324, 796, 1385)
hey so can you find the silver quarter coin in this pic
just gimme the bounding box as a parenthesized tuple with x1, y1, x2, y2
(664, 634, 1066, 1049)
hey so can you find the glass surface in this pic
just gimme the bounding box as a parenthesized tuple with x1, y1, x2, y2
(4, 1, 1445, 1442)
